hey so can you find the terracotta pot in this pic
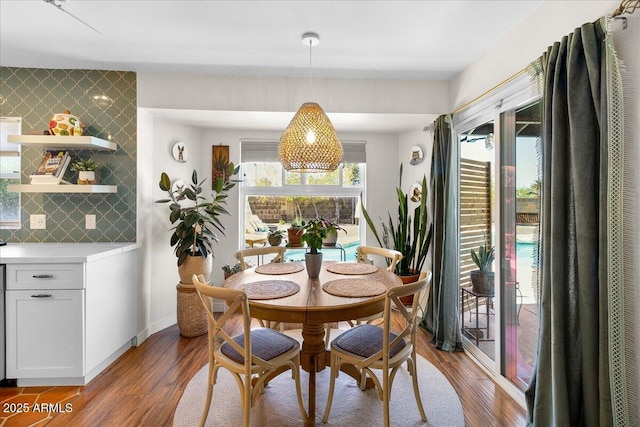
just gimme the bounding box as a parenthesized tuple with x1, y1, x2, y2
(470, 270, 495, 296)
(177, 254, 213, 286)
(287, 228, 303, 247)
(398, 270, 421, 305)
(305, 252, 323, 278)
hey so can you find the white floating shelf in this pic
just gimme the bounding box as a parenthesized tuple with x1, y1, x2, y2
(7, 184, 118, 194)
(8, 135, 117, 151)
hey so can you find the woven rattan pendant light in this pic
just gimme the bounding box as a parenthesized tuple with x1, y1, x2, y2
(279, 32, 343, 172)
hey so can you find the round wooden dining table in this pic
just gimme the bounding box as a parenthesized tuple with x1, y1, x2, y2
(223, 260, 402, 425)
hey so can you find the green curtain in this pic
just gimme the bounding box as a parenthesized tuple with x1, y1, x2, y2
(421, 114, 462, 352)
(525, 20, 613, 426)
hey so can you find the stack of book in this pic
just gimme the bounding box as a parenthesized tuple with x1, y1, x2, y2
(29, 151, 71, 184)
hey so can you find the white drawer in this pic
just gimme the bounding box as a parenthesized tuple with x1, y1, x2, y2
(6, 264, 84, 290)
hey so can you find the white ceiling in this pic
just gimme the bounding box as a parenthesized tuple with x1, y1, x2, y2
(0, 0, 543, 132)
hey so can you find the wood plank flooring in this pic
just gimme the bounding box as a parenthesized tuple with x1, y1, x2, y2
(3, 315, 527, 426)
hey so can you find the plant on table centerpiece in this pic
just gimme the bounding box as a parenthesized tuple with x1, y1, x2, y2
(70, 157, 99, 184)
(360, 164, 432, 279)
(300, 218, 329, 278)
(470, 243, 495, 295)
(156, 166, 239, 337)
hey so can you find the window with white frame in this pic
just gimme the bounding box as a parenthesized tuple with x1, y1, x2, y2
(240, 140, 365, 254)
(0, 117, 21, 229)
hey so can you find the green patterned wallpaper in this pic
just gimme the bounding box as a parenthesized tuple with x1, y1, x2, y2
(0, 67, 136, 242)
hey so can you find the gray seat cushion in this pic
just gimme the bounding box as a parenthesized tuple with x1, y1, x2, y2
(221, 328, 298, 364)
(332, 324, 406, 359)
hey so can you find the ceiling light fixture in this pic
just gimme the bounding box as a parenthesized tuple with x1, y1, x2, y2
(278, 32, 343, 173)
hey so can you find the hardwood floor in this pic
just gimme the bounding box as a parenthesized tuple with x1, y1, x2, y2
(2, 316, 527, 426)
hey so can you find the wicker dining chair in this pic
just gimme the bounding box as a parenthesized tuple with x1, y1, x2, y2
(234, 246, 287, 330)
(234, 246, 286, 270)
(349, 245, 403, 326)
(322, 271, 432, 427)
(193, 274, 307, 427)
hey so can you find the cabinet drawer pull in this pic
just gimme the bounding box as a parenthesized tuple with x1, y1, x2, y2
(31, 294, 53, 298)
(32, 274, 54, 279)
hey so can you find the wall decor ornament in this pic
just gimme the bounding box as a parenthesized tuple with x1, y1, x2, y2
(172, 141, 188, 162)
(212, 145, 231, 185)
(410, 182, 422, 202)
(410, 145, 423, 165)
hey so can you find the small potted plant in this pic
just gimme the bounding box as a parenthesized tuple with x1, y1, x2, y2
(70, 157, 98, 184)
(287, 217, 305, 247)
(470, 244, 495, 295)
(222, 262, 243, 280)
(321, 219, 346, 246)
(301, 218, 328, 278)
(268, 229, 285, 246)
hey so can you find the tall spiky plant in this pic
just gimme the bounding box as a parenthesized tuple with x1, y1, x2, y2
(360, 169, 432, 276)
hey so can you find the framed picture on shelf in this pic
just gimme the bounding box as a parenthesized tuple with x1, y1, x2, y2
(211, 145, 230, 187)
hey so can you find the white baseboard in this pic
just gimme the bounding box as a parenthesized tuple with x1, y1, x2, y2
(136, 315, 177, 345)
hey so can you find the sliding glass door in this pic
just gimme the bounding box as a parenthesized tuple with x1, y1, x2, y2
(454, 75, 541, 395)
(500, 101, 541, 390)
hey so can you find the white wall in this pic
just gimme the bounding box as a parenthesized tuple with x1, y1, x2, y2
(148, 120, 205, 335)
(138, 74, 450, 115)
(450, 1, 618, 110)
(136, 108, 154, 342)
(612, 11, 640, 415)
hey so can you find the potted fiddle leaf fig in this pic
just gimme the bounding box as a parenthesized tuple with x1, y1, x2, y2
(470, 244, 495, 295)
(156, 166, 239, 337)
(301, 218, 328, 278)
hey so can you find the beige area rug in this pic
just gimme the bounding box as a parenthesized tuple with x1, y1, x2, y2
(174, 351, 464, 426)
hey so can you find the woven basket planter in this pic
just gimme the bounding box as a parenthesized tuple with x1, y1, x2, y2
(176, 283, 207, 337)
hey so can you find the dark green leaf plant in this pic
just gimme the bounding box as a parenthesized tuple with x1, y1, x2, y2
(156, 165, 239, 267)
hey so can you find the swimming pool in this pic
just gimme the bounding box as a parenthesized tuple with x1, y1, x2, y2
(285, 241, 360, 262)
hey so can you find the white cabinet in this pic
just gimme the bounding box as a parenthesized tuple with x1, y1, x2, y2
(6, 289, 84, 379)
(5, 263, 85, 380)
(3, 245, 138, 386)
(6, 135, 118, 194)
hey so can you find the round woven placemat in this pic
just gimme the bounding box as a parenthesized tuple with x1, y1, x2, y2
(326, 262, 378, 275)
(322, 279, 387, 297)
(254, 263, 304, 275)
(244, 280, 300, 300)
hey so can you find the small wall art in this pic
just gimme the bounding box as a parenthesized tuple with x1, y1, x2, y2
(212, 145, 230, 186)
(172, 141, 188, 162)
(410, 145, 423, 165)
(410, 182, 422, 202)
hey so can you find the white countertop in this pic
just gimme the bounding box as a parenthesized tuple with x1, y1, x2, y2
(0, 242, 139, 263)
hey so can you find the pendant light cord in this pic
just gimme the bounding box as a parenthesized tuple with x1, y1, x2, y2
(308, 40, 313, 99)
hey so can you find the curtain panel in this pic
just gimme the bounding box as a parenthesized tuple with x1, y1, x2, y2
(421, 114, 462, 352)
(525, 19, 620, 426)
